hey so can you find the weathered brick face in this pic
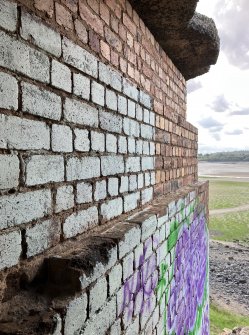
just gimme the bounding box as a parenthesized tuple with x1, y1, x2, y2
(0, 0, 202, 334)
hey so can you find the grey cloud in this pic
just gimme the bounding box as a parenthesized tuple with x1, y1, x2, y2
(210, 95, 230, 113)
(209, 125, 224, 133)
(225, 129, 243, 135)
(215, 0, 249, 69)
(229, 108, 249, 116)
(198, 117, 223, 129)
(187, 80, 202, 94)
(211, 133, 221, 141)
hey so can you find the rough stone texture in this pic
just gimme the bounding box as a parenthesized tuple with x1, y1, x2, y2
(55, 185, 74, 213)
(64, 294, 88, 335)
(0, 72, 18, 110)
(0, 230, 22, 270)
(0, 154, 19, 190)
(0, 0, 17, 32)
(0, 189, 52, 229)
(129, 0, 220, 79)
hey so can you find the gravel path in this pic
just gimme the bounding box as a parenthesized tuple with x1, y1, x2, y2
(210, 240, 249, 316)
(210, 204, 249, 216)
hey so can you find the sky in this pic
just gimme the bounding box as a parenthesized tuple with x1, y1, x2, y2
(187, 0, 249, 154)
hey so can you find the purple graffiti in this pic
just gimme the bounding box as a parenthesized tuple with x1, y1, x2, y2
(167, 214, 208, 334)
(120, 237, 159, 322)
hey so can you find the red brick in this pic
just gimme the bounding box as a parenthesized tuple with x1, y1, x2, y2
(61, 0, 78, 13)
(75, 19, 88, 44)
(123, 12, 136, 36)
(111, 15, 119, 34)
(105, 0, 122, 19)
(105, 27, 122, 52)
(100, 3, 110, 25)
(100, 40, 110, 61)
(89, 30, 100, 53)
(34, 0, 54, 18)
(79, 1, 104, 36)
(87, 0, 99, 14)
(111, 50, 119, 67)
(119, 57, 127, 74)
(55, 3, 74, 30)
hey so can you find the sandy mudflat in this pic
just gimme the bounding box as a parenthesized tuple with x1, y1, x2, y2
(198, 161, 249, 181)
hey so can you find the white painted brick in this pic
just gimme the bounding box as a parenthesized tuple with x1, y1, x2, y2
(0, 72, 18, 110)
(106, 133, 117, 153)
(118, 225, 141, 260)
(25, 155, 64, 186)
(79, 297, 116, 335)
(73, 73, 90, 100)
(64, 98, 98, 127)
(110, 319, 121, 335)
(124, 192, 140, 212)
(0, 114, 50, 150)
(67, 156, 100, 181)
(145, 172, 150, 186)
(127, 100, 136, 118)
(136, 104, 143, 121)
(125, 318, 139, 335)
(89, 277, 108, 314)
(143, 141, 150, 155)
(0, 189, 51, 229)
(101, 197, 123, 221)
(51, 60, 71, 92)
(118, 95, 127, 115)
(118, 136, 127, 154)
(64, 294, 88, 335)
(0, 31, 49, 83)
(55, 185, 74, 212)
(77, 182, 92, 204)
(123, 78, 138, 101)
(150, 112, 155, 126)
(108, 177, 119, 196)
(63, 206, 98, 238)
(120, 176, 128, 193)
(128, 137, 136, 154)
(91, 131, 105, 152)
(106, 89, 117, 111)
(22, 83, 61, 121)
(142, 157, 154, 171)
(100, 110, 122, 133)
(0, 0, 17, 32)
(139, 215, 157, 241)
(74, 128, 90, 152)
(129, 175, 137, 191)
(99, 63, 122, 92)
(134, 243, 144, 268)
(109, 263, 122, 295)
(141, 187, 153, 205)
(136, 139, 143, 155)
(143, 108, 150, 124)
(52, 124, 73, 152)
(91, 81, 105, 106)
(0, 230, 21, 270)
(139, 91, 151, 109)
(25, 219, 60, 257)
(21, 11, 61, 56)
(101, 156, 124, 176)
(141, 124, 154, 140)
(150, 142, 155, 155)
(137, 173, 144, 189)
(94, 180, 106, 201)
(123, 118, 140, 137)
(122, 252, 134, 280)
(0, 154, 19, 190)
(126, 157, 140, 173)
(62, 37, 98, 78)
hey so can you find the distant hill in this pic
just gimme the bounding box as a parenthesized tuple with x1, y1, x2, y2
(198, 151, 249, 162)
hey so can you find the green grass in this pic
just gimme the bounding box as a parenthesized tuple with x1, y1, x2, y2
(210, 304, 249, 335)
(210, 210, 249, 244)
(207, 179, 249, 210)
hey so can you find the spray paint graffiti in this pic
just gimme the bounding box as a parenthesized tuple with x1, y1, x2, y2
(121, 197, 209, 335)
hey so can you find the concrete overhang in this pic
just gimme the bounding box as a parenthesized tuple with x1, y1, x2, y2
(130, 0, 220, 80)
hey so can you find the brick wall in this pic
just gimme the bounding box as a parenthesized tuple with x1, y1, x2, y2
(0, 0, 205, 334)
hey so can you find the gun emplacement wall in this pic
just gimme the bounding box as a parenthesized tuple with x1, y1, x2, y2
(0, 0, 218, 334)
